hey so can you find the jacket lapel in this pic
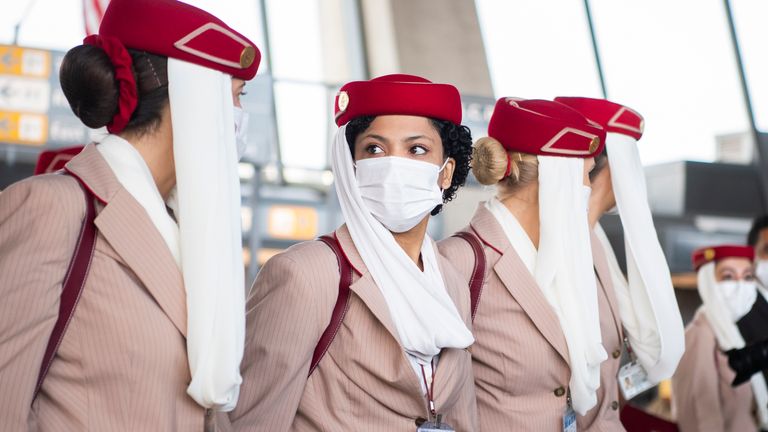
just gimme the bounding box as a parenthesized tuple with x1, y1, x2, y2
(66, 145, 187, 337)
(470, 204, 571, 364)
(591, 230, 622, 339)
(335, 226, 402, 345)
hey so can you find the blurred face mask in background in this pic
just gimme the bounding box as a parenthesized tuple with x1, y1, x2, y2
(718, 279, 758, 321)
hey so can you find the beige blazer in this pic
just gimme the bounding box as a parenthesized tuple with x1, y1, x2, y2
(0, 145, 217, 431)
(672, 312, 758, 432)
(577, 231, 624, 431)
(229, 225, 478, 431)
(438, 204, 572, 431)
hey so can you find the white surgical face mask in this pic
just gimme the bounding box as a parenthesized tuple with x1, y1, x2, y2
(757, 260, 768, 289)
(355, 156, 446, 233)
(582, 185, 592, 214)
(233, 106, 250, 161)
(718, 279, 758, 322)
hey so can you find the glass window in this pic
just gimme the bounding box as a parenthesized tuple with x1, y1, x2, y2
(590, 0, 751, 164)
(475, 0, 603, 99)
(273, 81, 329, 170)
(730, 0, 768, 131)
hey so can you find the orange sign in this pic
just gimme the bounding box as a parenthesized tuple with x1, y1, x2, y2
(0, 46, 51, 78)
(267, 205, 319, 240)
(0, 111, 48, 145)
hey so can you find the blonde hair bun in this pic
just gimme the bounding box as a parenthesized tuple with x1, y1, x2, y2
(472, 136, 509, 185)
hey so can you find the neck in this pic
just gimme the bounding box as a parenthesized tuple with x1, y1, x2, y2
(499, 183, 540, 248)
(120, 131, 175, 200)
(588, 192, 615, 229)
(392, 216, 429, 270)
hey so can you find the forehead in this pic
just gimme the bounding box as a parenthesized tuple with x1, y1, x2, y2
(362, 115, 438, 138)
(715, 257, 753, 272)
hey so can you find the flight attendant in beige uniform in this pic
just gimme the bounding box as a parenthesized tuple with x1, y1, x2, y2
(439, 97, 608, 430)
(556, 97, 685, 430)
(230, 75, 478, 431)
(673, 245, 764, 432)
(0, 0, 259, 430)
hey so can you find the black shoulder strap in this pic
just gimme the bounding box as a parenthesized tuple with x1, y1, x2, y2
(309, 234, 353, 376)
(452, 231, 487, 322)
(34, 173, 97, 401)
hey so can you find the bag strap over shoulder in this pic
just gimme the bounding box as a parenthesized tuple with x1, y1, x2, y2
(34, 173, 97, 401)
(310, 234, 353, 376)
(452, 231, 487, 322)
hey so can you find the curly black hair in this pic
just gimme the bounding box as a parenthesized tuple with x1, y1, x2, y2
(345, 116, 473, 215)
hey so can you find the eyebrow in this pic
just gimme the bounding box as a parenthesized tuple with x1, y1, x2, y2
(404, 135, 435, 143)
(362, 133, 389, 143)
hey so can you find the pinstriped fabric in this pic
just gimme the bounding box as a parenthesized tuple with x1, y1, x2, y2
(577, 232, 624, 431)
(438, 204, 572, 432)
(672, 313, 758, 432)
(230, 225, 478, 432)
(0, 145, 212, 431)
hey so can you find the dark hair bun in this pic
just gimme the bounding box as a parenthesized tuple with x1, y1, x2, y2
(59, 44, 120, 129)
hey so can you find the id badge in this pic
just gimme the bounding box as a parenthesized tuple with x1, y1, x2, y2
(618, 361, 654, 400)
(417, 415, 455, 432)
(562, 406, 577, 432)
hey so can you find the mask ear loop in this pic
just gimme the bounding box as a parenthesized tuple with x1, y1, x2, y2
(432, 158, 451, 216)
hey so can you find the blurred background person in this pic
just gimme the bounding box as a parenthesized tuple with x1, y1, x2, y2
(673, 245, 764, 432)
(749, 215, 768, 289)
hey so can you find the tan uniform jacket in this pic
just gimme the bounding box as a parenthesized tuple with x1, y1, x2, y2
(438, 204, 572, 431)
(439, 205, 626, 431)
(577, 231, 624, 432)
(0, 145, 216, 431)
(672, 312, 758, 432)
(230, 225, 478, 432)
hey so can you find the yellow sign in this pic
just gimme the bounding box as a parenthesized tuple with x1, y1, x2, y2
(0, 111, 48, 145)
(267, 205, 319, 240)
(0, 46, 51, 78)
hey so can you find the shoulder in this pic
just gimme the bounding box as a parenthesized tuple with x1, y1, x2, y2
(250, 237, 342, 302)
(438, 228, 482, 282)
(0, 173, 85, 232)
(683, 312, 717, 353)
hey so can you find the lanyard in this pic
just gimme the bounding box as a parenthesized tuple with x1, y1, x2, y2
(420, 359, 437, 419)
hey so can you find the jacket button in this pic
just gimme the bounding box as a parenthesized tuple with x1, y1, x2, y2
(611, 401, 619, 410)
(415, 417, 427, 426)
(554, 386, 566, 397)
(612, 349, 621, 359)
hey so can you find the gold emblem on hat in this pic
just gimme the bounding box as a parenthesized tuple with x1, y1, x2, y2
(337, 91, 350, 112)
(704, 248, 716, 261)
(240, 46, 256, 68)
(589, 137, 600, 153)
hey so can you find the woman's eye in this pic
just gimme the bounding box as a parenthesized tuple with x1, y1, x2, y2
(410, 145, 427, 155)
(365, 145, 383, 154)
(744, 274, 755, 281)
(240, 91, 248, 97)
(720, 274, 734, 281)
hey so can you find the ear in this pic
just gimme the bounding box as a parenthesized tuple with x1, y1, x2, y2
(439, 157, 455, 190)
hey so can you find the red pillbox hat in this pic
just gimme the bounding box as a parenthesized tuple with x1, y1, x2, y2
(334, 74, 462, 126)
(487, 98, 606, 158)
(99, 0, 260, 80)
(555, 97, 644, 141)
(692, 245, 755, 271)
